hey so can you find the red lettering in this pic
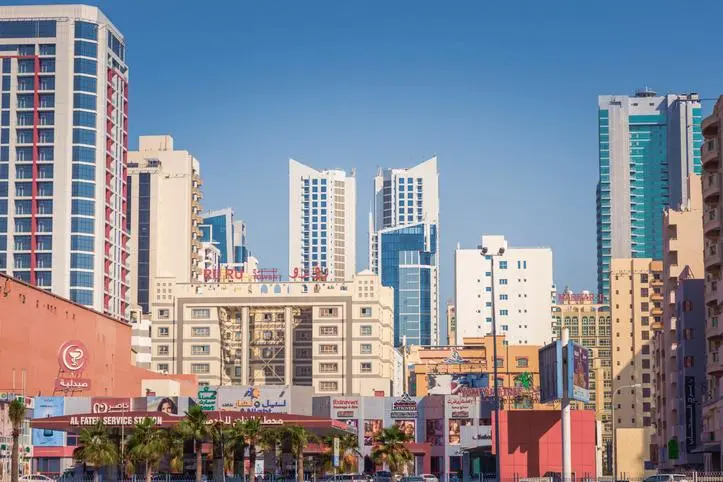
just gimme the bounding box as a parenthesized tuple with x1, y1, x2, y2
(203, 269, 212, 281)
(234, 269, 244, 279)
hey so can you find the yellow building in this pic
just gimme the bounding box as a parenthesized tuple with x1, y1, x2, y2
(611, 258, 663, 478)
(407, 336, 553, 411)
(552, 291, 611, 469)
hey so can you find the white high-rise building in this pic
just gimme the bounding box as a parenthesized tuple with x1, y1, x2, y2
(370, 157, 440, 346)
(0, 5, 129, 319)
(289, 159, 356, 281)
(454, 235, 554, 346)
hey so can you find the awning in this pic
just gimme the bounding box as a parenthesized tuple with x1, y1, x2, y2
(31, 410, 355, 437)
(689, 442, 721, 454)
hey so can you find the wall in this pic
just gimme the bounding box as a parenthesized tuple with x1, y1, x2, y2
(0, 274, 196, 397)
(493, 410, 597, 479)
(615, 427, 649, 478)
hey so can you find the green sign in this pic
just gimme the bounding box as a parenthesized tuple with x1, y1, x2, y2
(197, 386, 217, 411)
(668, 438, 679, 460)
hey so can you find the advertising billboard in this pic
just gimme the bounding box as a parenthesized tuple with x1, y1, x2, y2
(425, 419, 444, 445)
(218, 386, 290, 413)
(147, 396, 180, 415)
(567, 342, 590, 403)
(364, 419, 382, 446)
(32, 397, 65, 447)
(395, 420, 416, 439)
(427, 373, 488, 395)
(538, 340, 563, 403)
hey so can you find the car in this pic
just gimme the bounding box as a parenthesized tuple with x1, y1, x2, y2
(643, 475, 690, 482)
(399, 477, 425, 482)
(20, 475, 55, 482)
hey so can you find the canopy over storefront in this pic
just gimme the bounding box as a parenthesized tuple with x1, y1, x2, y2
(31, 410, 355, 437)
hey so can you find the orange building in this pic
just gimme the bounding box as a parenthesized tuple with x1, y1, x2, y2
(407, 336, 554, 410)
(0, 274, 196, 397)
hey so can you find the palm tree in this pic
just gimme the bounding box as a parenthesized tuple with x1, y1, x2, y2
(74, 421, 119, 482)
(178, 405, 210, 482)
(370, 426, 413, 477)
(283, 425, 316, 482)
(243, 418, 263, 480)
(9, 399, 25, 482)
(164, 428, 186, 474)
(210, 421, 228, 481)
(126, 417, 168, 482)
(259, 427, 283, 477)
(323, 433, 361, 474)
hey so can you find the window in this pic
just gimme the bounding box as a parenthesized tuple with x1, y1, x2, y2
(360, 362, 372, 373)
(157, 363, 169, 373)
(73, 93, 96, 111)
(191, 308, 210, 319)
(499, 261, 508, 269)
(158, 327, 169, 337)
(641, 331, 649, 341)
(191, 364, 210, 374)
(72, 128, 95, 145)
(73, 75, 96, 93)
(495, 358, 504, 368)
(500, 309, 509, 316)
(192, 327, 210, 337)
(320, 307, 338, 317)
(319, 381, 338, 392)
(75, 21, 98, 40)
(360, 325, 372, 336)
(642, 344, 650, 355)
(640, 288, 649, 297)
(319, 344, 338, 354)
(642, 373, 651, 383)
(73, 58, 96, 75)
(157, 345, 169, 356)
(296, 348, 312, 358)
(191, 345, 210, 356)
(360, 343, 373, 354)
(641, 302, 649, 312)
(319, 362, 338, 373)
(75, 40, 97, 58)
(500, 294, 508, 300)
(319, 326, 338, 336)
(499, 279, 508, 285)
(516, 357, 529, 368)
(360, 306, 372, 317)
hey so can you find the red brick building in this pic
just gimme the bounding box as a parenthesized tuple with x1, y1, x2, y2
(0, 274, 196, 397)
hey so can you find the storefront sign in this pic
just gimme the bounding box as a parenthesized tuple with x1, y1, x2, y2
(685, 376, 697, 451)
(446, 397, 477, 418)
(333, 398, 359, 418)
(557, 292, 604, 304)
(70, 415, 163, 427)
(54, 340, 91, 393)
(290, 266, 328, 281)
(390, 393, 418, 419)
(218, 386, 290, 413)
(197, 386, 218, 411)
(67, 413, 285, 427)
(91, 398, 131, 414)
(203, 268, 282, 283)
(457, 386, 541, 402)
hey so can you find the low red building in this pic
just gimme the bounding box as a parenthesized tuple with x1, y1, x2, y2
(0, 274, 196, 397)
(492, 410, 597, 478)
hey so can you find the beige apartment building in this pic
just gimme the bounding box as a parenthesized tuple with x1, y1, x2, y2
(611, 258, 663, 478)
(551, 291, 612, 470)
(652, 174, 704, 470)
(149, 270, 396, 396)
(702, 98, 723, 470)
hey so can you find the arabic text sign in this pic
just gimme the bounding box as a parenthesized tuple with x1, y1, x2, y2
(197, 386, 218, 411)
(91, 398, 131, 414)
(54, 378, 91, 392)
(217, 386, 290, 413)
(390, 394, 418, 419)
(445, 397, 478, 419)
(685, 376, 697, 451)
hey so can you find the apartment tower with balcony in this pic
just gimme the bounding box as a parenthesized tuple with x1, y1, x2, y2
(289, 159, 356, 282)
(0, 5, 129, 319)
(651, 173, 705, 470)
(701, 97, 723, 470)
(597, 91, 702, 301)
(370, 157, 440, 345)
(610, 258, 663, 478)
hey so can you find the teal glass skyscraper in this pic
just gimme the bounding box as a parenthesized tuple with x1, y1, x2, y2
(597, 90, 702, 300)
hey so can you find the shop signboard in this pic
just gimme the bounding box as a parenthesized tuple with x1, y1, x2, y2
(54, 340, 91, 393)
(197, 386, 218, 411)
(445, 396, 478, 419)
(32, 397, 65, 447)
(538, 340, 563, 403)
(332, 398, 359, 419)
(218, 386, 290, 413)
(90, 397, 131, 414)
(390, 393, 417, 419)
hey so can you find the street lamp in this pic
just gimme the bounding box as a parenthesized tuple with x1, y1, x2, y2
(479, 244, 505, 482)
(611, 383, 642, 480)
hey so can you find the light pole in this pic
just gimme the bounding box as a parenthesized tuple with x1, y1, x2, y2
(611, 383, 641, 480)
(479, 244, 505, 482)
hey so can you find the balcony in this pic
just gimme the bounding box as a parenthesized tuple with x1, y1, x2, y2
(703, 114, 720, 140)
(709, 349, 723, 375)
(704, 173, 721, 204)
(651, 290, 663, 301)
(709, 317, 723, 340)
(705, 208, 721, 237)
(707, 241, 722, 271)
(703, 137, 720, 171)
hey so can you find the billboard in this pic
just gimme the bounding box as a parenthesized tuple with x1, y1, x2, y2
(147, 396, 180, 415)
(32, 397, 65, 447)
(364, 419, 382, 446)
(218, 386, 290, 413)
(538, 340, 563, 403)
(395, 420, 416, 439)
(425, 419, 444, 445)
(567, 342, 590, 403)
(427, 373, 488, 395)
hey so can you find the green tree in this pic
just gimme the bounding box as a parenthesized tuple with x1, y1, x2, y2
(126, 417, 168, 482)
(324, 433, 361, 474)
(283, 425, 317, 482)
(259, 428, 283, 476)
(164, 428, 186, 474)
(9, 399, 26, 482)
(244, 419, 264, 480)
(225, 419, 264, 480)
(74, 421, 119, 482)
(177, 405, 210, 482)
(370, 426, 413, 477)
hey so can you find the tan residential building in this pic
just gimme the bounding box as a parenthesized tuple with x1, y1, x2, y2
(551, 291, 612, 470)
(611, 258, 663, 478)
(149, 270, 395, 396)
(702, 98, 723, 470)
(652, 174, 704, 470)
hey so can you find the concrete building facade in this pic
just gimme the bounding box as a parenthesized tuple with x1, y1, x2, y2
(126, 135, 204, 314)
(651, 173, 705, 470)
(610, 258, 663, 477)
(288, 159, 356, 282)
(370, 157, 440, 346)
(0, 5, 130, 319)
(149, 271, 395, 396)
(454, 235, 554, 346)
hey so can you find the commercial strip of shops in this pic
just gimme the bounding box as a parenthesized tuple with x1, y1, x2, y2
(7, 387, 597, 479)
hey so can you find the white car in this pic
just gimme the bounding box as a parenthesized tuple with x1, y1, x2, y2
(642, 475, 690, 482)
(20, 475, 55, 482)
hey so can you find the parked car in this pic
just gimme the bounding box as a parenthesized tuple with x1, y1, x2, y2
(20, 475, 55, 482)
(643, 475, 690, 482)
(374, 471, 394, 482)
(417, 475, 439, 482)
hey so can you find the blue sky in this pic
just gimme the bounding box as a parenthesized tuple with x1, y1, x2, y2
(23, 0, 723, 325)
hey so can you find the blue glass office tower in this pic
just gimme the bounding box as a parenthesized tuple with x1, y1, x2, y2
(200, 208, 248, 264)
(371, 157, 439, 346)
(597, 90, 702, 300)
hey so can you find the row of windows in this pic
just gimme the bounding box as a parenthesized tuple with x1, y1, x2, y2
(319, 343, 373, 354)
(71, 217, 94, 234)
(71, 235, 94, 252)
(15, 180, 54, 197)
(15, 217, 52, 232)
(71, 199, 95, 216)
(17, 76, 54, 91)
(318, 325, 374, 337)
(12, 253, 51, 269)
(15, 199, 52, 216)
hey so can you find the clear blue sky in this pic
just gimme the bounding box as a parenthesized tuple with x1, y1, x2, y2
(22, 0, 723, 324)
